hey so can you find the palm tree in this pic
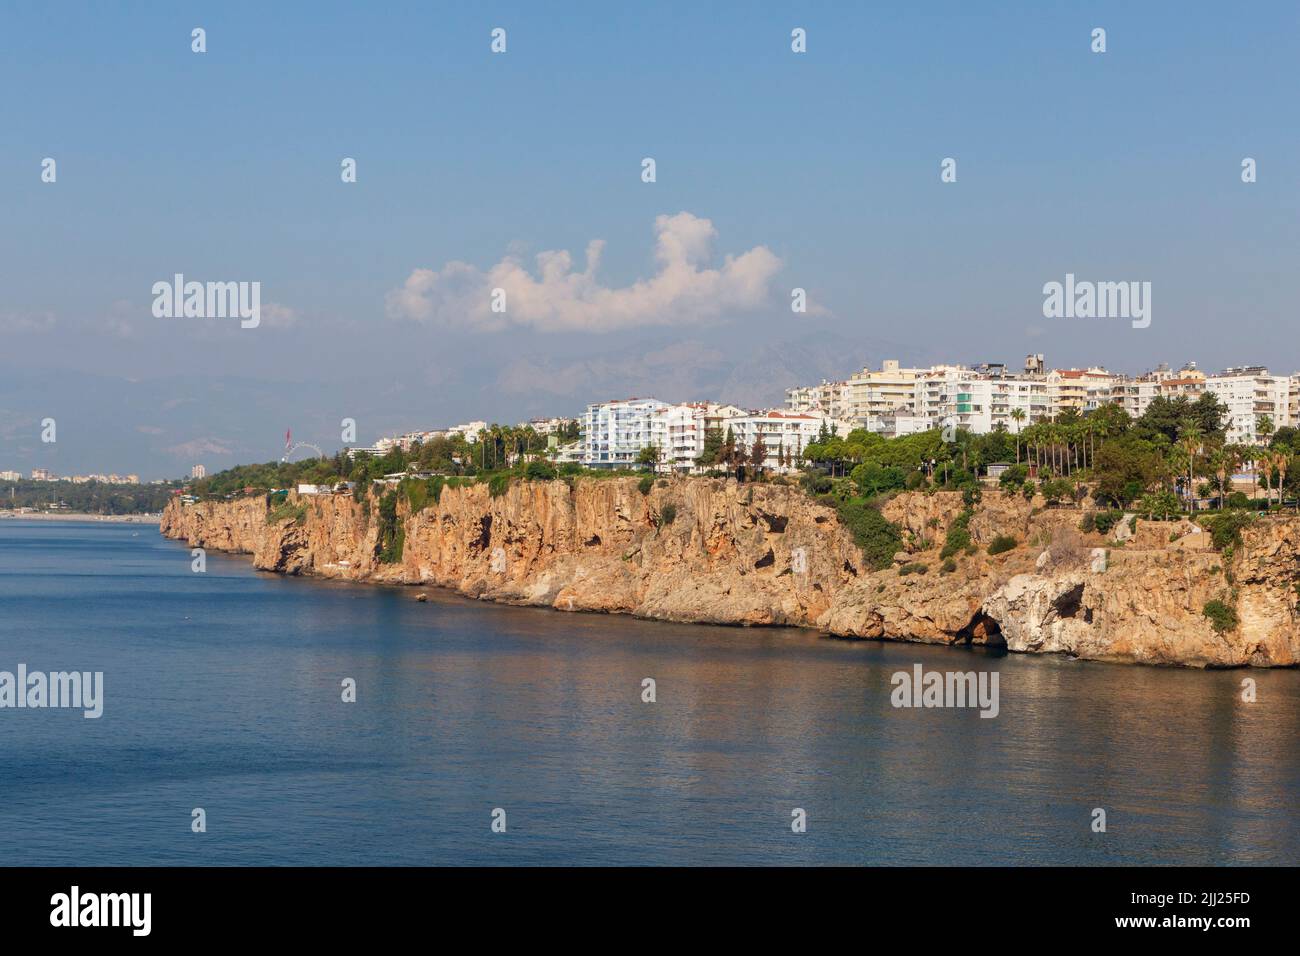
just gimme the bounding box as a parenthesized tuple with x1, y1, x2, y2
(1010, 408, 1025, 463)
(1177, 419, 1203, 509)
(1241, 446, 1260, 501)
(1257, 414, 1275, 447)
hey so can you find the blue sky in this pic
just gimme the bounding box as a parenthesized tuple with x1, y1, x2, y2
(1, 1, 1297, 476)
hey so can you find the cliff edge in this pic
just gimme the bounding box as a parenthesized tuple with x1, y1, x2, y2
(160, 478, 1300, 668)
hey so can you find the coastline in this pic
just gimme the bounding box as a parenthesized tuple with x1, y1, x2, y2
(158, 478, 1300, 669)
(1, 511, 161, 524)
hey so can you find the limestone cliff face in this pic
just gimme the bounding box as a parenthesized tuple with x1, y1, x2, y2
(162, 478, 861, 627)
(160, 481, 1300, 668)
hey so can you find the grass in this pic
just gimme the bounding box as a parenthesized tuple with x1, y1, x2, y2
(267, 501, 307, 526)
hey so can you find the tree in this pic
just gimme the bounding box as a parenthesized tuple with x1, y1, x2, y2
(722, 427, 738, 468)
(697, 425, 725, 467)
(750, 436, 767, 474)
(1009, 408, 1026, 463)
(1177, 419, 1203, 507)
(1257, 414, 1275, 446)
(636, 444, 662, 472)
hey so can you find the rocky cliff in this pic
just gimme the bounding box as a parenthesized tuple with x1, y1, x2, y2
(160, 479, 1300, 668)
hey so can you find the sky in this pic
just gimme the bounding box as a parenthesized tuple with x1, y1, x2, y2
(1, 1, 1297, 478)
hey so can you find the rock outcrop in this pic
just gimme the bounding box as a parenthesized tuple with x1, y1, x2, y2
(161, 480, 1300, 668)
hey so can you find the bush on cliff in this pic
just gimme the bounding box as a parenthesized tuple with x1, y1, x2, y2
(523, 460, 557, 481)
(638, 476, 655, 496)
(376, 491, 404, 563)
(987, 534, 1018, 555)
(1203, 510, 1254, 551)
(832, 498, 902, 571)
(487, 474, 511, 498)
(998, 464, 1029, 489)
(1202, 599, 1238, 634)
(940, 510, 972, 560)
(657, 503, 677, 527)
(1091, 509, 1124, 535)
(266, 501, 307, 526)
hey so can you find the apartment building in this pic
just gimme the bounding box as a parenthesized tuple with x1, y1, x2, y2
(581, 398, 671, 469)
(648, 402, 746, 472)
(1205, 367, 1291, 444)
(785, 380, 852, 420)
(727, 410, 836, 473)
(1046, 368, 1116, 416)
(914, 366, 1048, 435)
(845, 360, 926, 428)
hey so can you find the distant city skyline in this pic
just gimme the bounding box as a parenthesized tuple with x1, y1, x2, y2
(3, 2, 1296, 477)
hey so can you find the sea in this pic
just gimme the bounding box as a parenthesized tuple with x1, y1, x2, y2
(1, 520, 1297, 865)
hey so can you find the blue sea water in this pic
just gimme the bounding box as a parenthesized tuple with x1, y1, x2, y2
(1, 520, 1297, 866)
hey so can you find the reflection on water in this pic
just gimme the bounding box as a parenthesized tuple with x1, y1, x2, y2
(1, 521, 1297, 865)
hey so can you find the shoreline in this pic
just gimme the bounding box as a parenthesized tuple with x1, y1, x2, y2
(157, 481, 1300, 669)
(0, 511, 161, 524)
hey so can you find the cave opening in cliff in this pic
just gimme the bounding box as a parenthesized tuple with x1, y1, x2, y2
(1051, 583, 1086, 621)
(958, 611, 1004, 647)
(472, 515, 492, 555)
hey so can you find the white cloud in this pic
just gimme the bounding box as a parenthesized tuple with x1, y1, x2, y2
(0, 311, 55, 333)
(386, 212, 782, 333)
(261, 302, 300, 328)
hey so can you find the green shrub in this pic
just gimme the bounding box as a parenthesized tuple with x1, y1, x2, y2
(998, 463, 1029, 488)
(266, 501, 307, 526)
(987, 534, 1018, 555)
(524, 460, 557, 481)
(402, 477, 433, 513)
(898, 562, 928, 575)
(1078, 511, 1096, 533)
(1202, 599, 1238, 634)
(488, 474, 511, 498)
(658, 503, 677, 526)
(638, 475, 655, 496)
(940, 510, 972, 559)
(833, 498, 903, 571)
(376, 491, 403, 563)
(1203, 510, 1254, 551)
(940, 557, 957, 574)
(1093, 510, 1123, 535)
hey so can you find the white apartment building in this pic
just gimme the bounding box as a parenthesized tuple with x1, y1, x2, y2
(648, 402, 747, 472)
(519, 417, 577, 436)
(727, 410, 836, 473)
(581, 398, 671, 469)
(1046, 368, 1116, 416)
(914, 367, 1048, 435)
(1205, 368, 1291, 445)
(785, 380, 852, 420)
(846, 360, 925, 427)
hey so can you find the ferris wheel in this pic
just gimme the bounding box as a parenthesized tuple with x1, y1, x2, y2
(281, 441, 324, 463)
